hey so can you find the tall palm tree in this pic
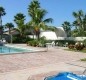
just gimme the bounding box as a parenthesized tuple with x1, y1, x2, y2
(14, 13, 26, 36)
(28, 0, 40, 21)
(62, 21, 71, 37)
(28, 0, 53, 40)
(0, 6, 6, 39)
(73, 10, 84, 30)
(83, 15, 86, 31)
(5, 23, 14, 43)
(72, 10, 86, 36)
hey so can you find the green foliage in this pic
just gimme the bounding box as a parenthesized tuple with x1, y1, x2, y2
(67, 42, 86, 51)
(83, 39, 86, 47)
(68, 44, 75, 49)
(12, 34, 33, 43)
(0, 6, 6, 39)
(5, 23, 14, 34)
(39, 36, 46, 47)
(28, 0, 53, 40)
(0, 6, 6, 16)
(81, 58, 86, 61)
(27, 39, 39, 46)
(62, 21, 71, 37)
(55, 40, 76, 47)
(27, 36, 46, 47)
(14, 13, 26, 36)
(75, 42, 84, 50)
(72, 10, 86, 36)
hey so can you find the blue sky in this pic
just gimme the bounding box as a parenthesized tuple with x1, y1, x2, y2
(0, 0, 86, 27)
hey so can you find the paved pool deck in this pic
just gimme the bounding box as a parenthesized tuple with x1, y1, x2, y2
(0, 44, 86, 80)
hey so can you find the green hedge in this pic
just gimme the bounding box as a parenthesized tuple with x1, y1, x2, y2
(55, 40, 76, 46)
(12, 35, 33, 43)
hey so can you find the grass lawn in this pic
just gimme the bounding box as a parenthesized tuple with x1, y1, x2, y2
(65, 48, 86, 53)
(65, 48, 86, 61)
(80, 58, 86, 61)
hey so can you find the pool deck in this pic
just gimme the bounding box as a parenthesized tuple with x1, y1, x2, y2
(0, 44, 86, 80)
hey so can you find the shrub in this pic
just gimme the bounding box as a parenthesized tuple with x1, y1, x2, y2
(39, 36, 46, 47)
(83, 39, 86, 47)
(81, 58, 86, 61)
(75, 42, 84, 50)
(55, 40, 76, 47)
(68, 44, 75, 49)
(13, 34, 34, 43)
(27, 37, 47, 47)
(27, 40, 39, 47)
(12, 35, 25, 43)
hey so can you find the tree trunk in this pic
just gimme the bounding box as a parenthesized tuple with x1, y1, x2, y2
(0, 16, 2, 26)
(0, 16, 3, 40)
(9, 28, 13, 44)
(36, 30, 40, 40)
(10, 34, 12, 44)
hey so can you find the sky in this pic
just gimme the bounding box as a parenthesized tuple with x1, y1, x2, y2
(0, 0, 86, 27)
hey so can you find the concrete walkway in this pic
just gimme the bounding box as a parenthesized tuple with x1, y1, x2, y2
(0, 62, 85, 80)
(0, 44, 86, 80)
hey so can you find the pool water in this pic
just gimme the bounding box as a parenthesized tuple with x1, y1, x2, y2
(0, 46, 34, 54)
(44, 72, 86, 80)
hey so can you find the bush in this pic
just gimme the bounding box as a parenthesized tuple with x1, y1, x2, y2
(75, 42, 84, 50)
(27, 37, 47, 47)
(55, 40, 76, 47)
(68, 44, 75, 49)
(12, 35, 33, 43)
(81, 58, 86, 61)
(83, 39, 86, 47)
(28, 40, 39, 47)
(39, 36, 46, 47)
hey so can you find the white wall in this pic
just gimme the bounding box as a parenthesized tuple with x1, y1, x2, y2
(40, 31, 57, 40)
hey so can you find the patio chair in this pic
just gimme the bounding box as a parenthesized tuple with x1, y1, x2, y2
(46, 41, 55, 47)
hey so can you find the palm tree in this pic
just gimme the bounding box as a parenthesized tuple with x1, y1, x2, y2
(14, 13, 26, 37)
(28, 0, 40, 21)
(72, 10, 86, 36)
(0, 6, 6, 39)
(28, 0, 53, 40)
(83, 15, 86, 31)
(72, 10, 84, 30)
(62, 21, 71, 37)
(5, 23, 14, 43)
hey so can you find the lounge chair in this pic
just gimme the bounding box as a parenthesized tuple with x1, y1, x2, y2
(46, 41, 55, 47)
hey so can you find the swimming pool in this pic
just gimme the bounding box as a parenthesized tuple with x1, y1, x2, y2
(0, 46, 37, 54)
(44, 72, 86, 80)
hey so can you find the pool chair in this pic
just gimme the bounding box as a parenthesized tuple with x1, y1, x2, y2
(44, 72, 86, 80)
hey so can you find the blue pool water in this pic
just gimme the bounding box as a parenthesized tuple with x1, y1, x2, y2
(44, 72, 86, 80)
(0, 46, 35, 54)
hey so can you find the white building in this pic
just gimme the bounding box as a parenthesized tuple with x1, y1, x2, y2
(3, 27, 67, 41)
(40, 31, 57, 40)
(55, 27, 67, 37)
(40, 27, 67, 40)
